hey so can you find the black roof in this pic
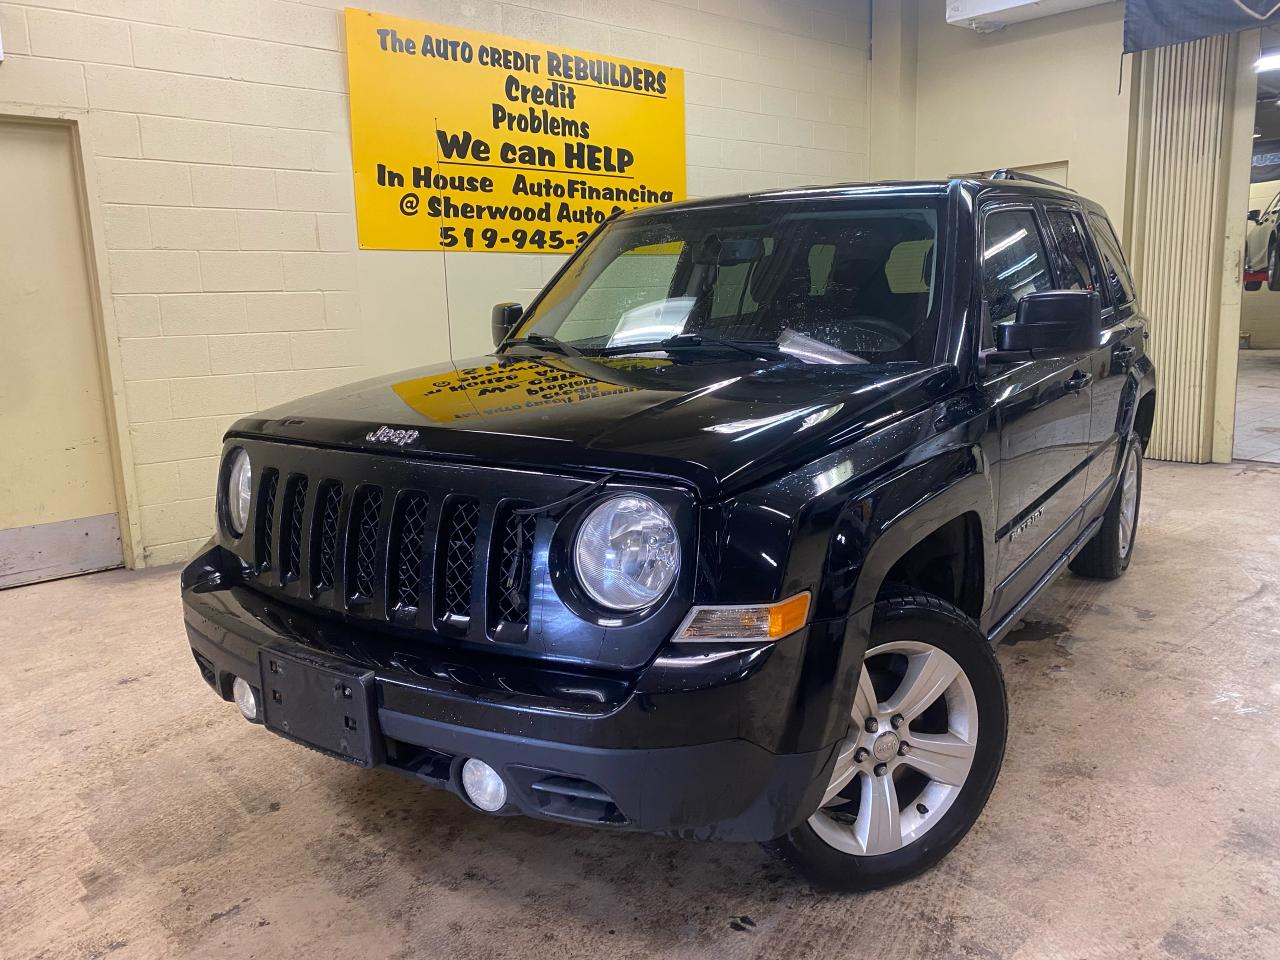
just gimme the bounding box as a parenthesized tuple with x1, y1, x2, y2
(647, 180, 949, 216)
(629, 173, 1100, 220)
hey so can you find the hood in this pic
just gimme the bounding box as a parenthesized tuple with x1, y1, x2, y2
(228, 352, 958, 499)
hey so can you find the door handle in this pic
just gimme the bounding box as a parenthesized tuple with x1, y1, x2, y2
(1064, 371, 1092, 393)
(1113, 344, 1136, 365)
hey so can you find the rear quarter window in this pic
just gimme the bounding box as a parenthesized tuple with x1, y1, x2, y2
(1087, 212, 1137, 306)
(1046, 208, 1102, 293)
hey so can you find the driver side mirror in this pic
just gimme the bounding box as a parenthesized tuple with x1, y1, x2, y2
(492, 301, 523, 348)
(990, 290, 1101, 361)
(1248, 209, 1263, 223)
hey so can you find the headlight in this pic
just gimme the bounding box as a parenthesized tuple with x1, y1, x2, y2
(573, 495, 680, 611)
(225, 448, 252, 537)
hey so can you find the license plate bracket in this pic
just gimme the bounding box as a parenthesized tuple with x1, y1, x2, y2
(258, 647, 381, 767)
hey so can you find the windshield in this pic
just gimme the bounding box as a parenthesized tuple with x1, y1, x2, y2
(512, 197, 944, 365)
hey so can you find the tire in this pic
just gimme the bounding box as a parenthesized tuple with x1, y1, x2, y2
(764, 591, 1008, 892)
(1069, 438, 1142, 580)
(1268, 240, 1280, 291)
(1245, 279, 1263, 292)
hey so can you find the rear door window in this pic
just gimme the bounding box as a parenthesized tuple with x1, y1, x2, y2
(1046, 208, 1102, 294)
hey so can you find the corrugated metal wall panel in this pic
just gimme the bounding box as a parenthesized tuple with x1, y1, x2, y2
(1129, 35, 1234, 462)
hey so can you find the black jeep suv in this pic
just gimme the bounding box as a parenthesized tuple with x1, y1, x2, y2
(183, 172, 1155, 891)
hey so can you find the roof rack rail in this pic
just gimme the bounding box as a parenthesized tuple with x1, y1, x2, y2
(987, 168, 1074, 190)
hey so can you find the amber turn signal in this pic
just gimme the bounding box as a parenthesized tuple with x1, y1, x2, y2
(673, 591, 812, 643)
(767, 592, 811, 639)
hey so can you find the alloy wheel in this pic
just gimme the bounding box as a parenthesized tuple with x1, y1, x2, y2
(809, 641, 978, 857)
(1118, 446, 1139, 559)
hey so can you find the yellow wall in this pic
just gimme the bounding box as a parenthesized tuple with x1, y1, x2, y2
(1241, 179, 1280, 349)
(903, 0, 1133, 224)
(878, 6, 1257, 462)
(868, 0, 917, 180)
(0, 0, 873, 566)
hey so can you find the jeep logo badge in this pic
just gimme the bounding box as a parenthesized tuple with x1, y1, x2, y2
(365, 425, 419, 446)
(872, 732, 901, 762)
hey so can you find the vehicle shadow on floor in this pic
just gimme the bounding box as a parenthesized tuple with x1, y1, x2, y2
(318, 761, 813, 949)
(306, 610, 1094, 953)
(212, 569, 1122, 960)
(297, 579, 1115, 948)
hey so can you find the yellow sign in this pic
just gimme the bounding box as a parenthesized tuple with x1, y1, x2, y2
(344, 9, 686, 252)
(391, 357, 669, 422)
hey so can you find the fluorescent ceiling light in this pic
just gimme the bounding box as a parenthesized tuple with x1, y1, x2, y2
(984, 227, 1028, 260)
(1256, 53, 1280, 72)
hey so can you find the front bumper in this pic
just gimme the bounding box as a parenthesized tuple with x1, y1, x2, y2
(182, 549, 845, 841)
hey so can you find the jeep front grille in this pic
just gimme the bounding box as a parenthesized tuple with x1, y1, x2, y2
(250, 463, 542, 641)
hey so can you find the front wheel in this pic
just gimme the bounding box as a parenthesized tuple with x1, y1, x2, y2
(1268, 241, 1280, 291)
(765, 592, 1007, 892)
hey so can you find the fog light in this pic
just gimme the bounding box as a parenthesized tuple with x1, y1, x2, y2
(232, 676, 258, 721)
(461, 758, 507, 812)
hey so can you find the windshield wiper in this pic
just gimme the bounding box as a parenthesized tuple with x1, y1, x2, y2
(503, 332, 582, 358)
(598, 333, 789, 361)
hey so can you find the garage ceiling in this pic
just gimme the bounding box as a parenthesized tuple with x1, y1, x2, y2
(1257, 26, 1280, 139)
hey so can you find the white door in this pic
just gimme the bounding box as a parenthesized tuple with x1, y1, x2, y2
(0, 119, 123, 587)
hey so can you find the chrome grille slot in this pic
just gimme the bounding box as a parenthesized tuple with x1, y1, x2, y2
(312, 479, 342, 593)
(280, 475, 308, 586)
(256, 469, 279, 572)
(347, 485, 383, 604)
(438, 497, 480, 623)
(490, 502, 536, 631)
(389, 492, 430, 616)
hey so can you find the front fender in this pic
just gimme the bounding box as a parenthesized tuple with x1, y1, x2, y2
(796, 446, 992, 750)
(837, 466, 993, 620)
(705, 403, 995, 753)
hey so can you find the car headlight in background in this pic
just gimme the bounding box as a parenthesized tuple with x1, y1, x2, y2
(225, 448, 252, 537)
(573, 494, 680, 611)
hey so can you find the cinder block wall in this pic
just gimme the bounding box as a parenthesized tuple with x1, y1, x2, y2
(0, 0, 870, 566)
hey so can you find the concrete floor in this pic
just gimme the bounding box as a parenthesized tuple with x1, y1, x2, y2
(1233, 349, 1280, 463)
(2, 460, 1279, 960)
